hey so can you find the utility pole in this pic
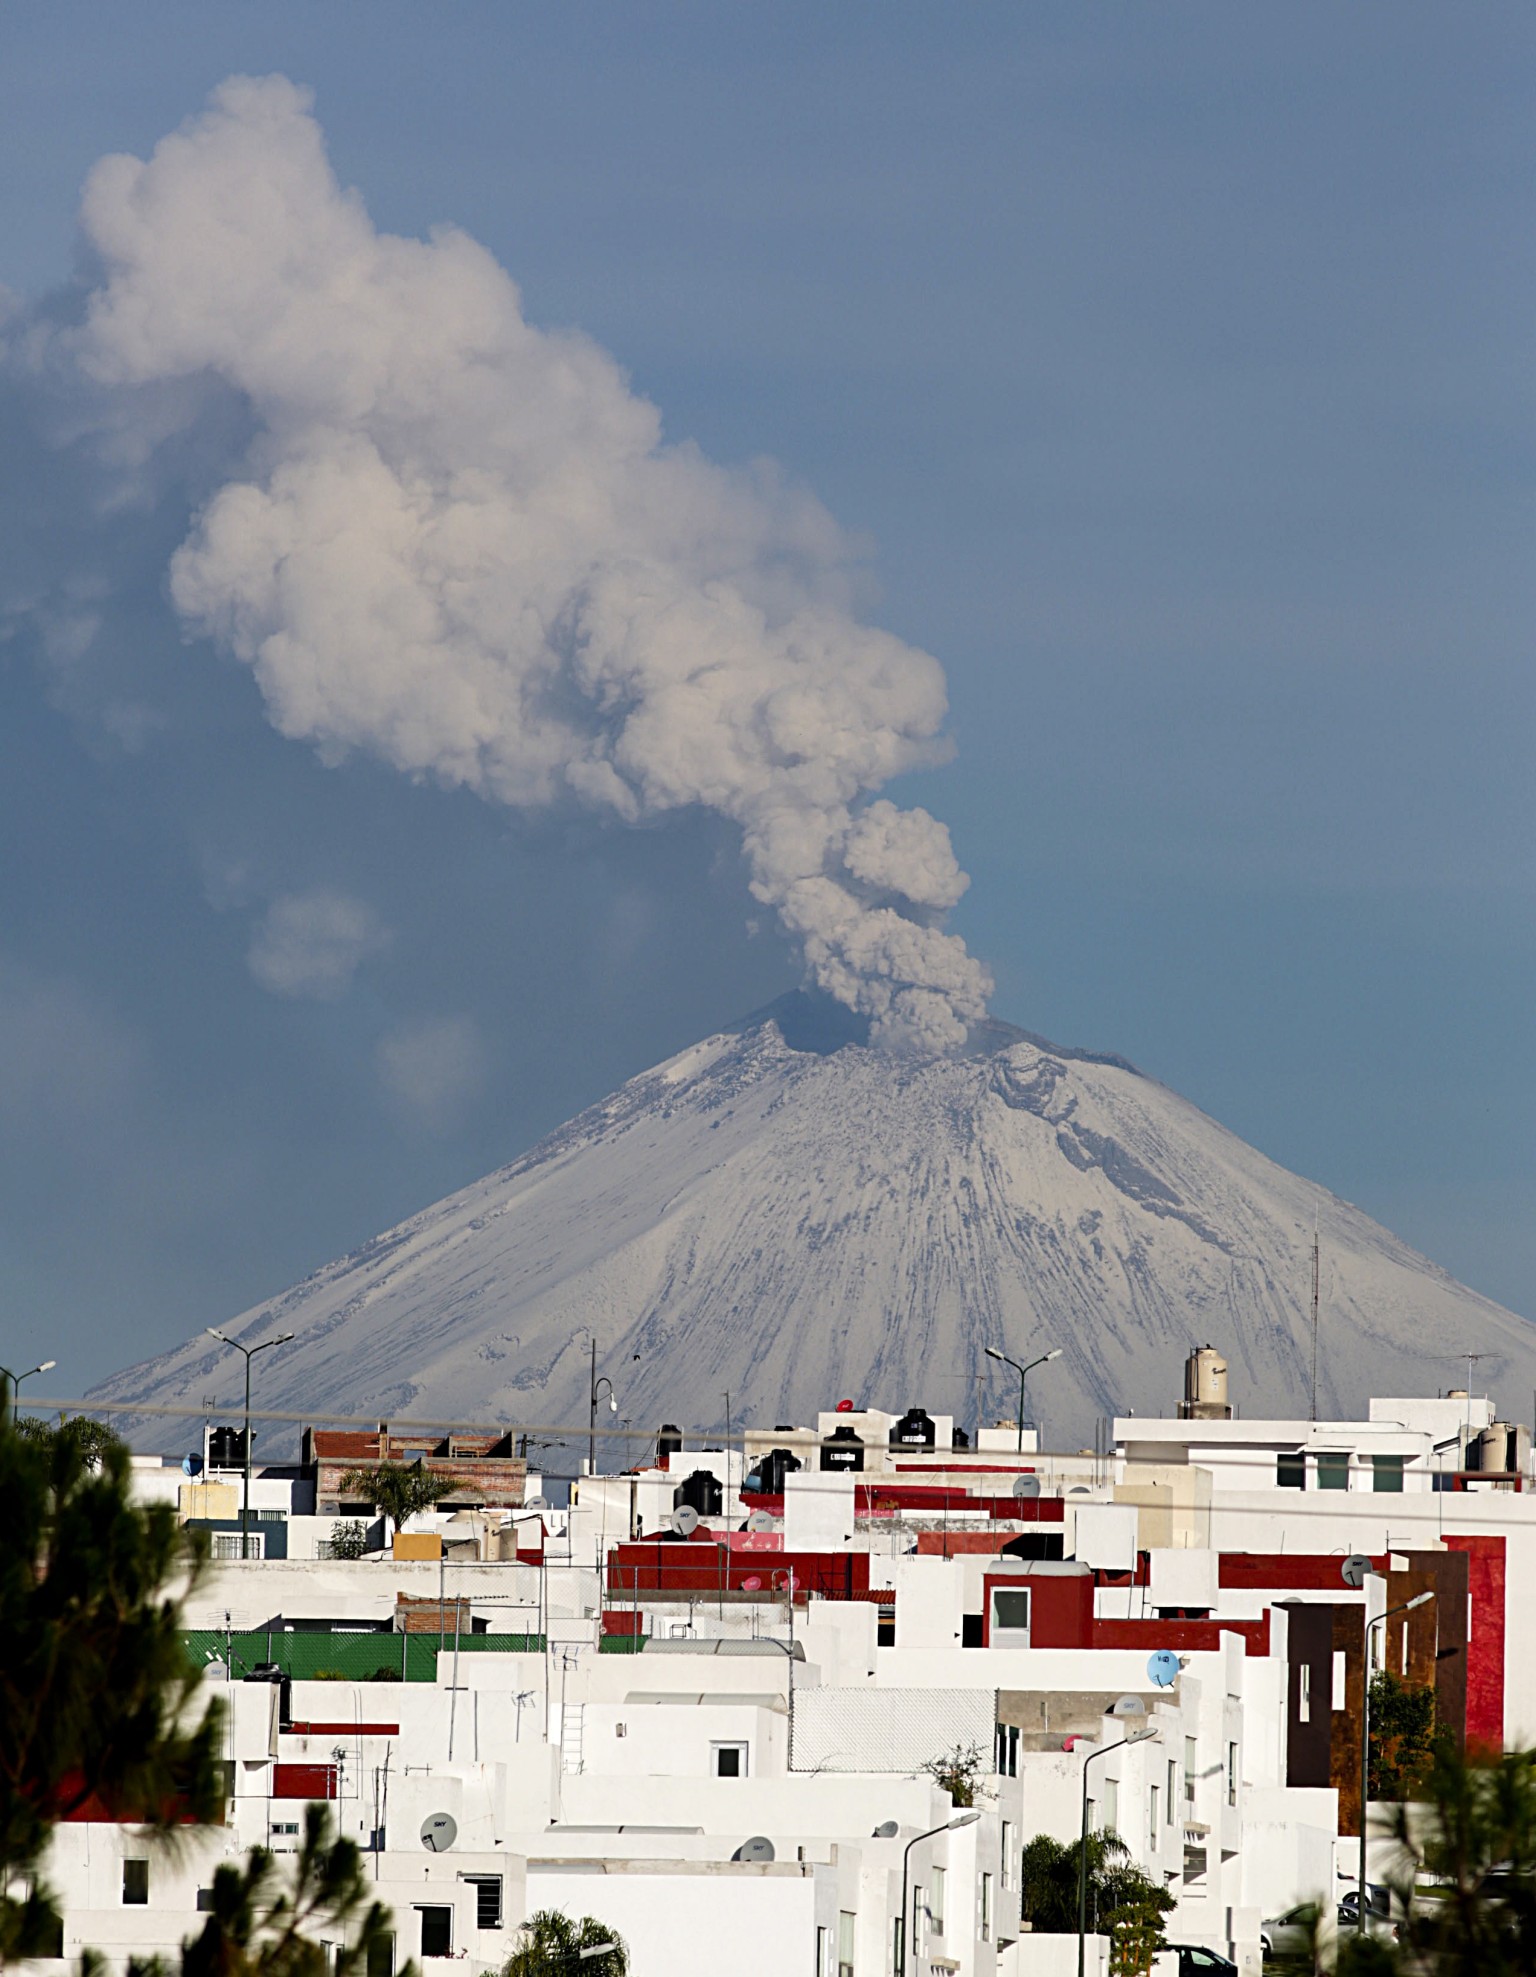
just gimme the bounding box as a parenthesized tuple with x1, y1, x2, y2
(1310, 1216, 1320, 1422)
(206, 1328, 293, 1558)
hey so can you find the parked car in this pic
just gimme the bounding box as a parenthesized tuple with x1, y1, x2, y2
(1338, 1884, 1400, 1943)
(1261, 1904, 1318, 1958)
(1169, 1947, 1240, 1977)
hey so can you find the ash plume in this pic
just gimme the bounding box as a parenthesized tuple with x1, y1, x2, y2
(59, 76, 992, 1050)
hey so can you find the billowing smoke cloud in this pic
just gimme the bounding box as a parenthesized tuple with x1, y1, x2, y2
(64, 76, 991, 1050)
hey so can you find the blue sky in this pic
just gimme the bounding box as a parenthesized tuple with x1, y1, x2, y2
(1, 4, 1531, 1393)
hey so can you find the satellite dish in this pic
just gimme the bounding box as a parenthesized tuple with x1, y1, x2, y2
(1110, 1694, 1146, 1718)
(1341, 1554, 1374, 1591)
(1067, 1486, 1091, 1496)
(1012, 1475, 1041, 1499)
(672, 1505, 701, 1537)
(1146, 1650, 1181, 1689)
(420, 1814, 457, 1853)
(871, 1820, 900, 1839)
(732, 1836, 776, 1863)
(525, 1495, 550, 1511)
(748, 1510, 775, 1532)
(742, 1575, 763, 1592)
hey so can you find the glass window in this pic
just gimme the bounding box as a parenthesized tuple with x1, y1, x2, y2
(1227, 1741, 1239, 1806)
(366, 1934, 394, 1977)
(1103, 1777, 1118, 1832)
(816, 1926, 832, 1977)
(1149, 1784, 1159, 1847)
(838, 1908, 856, 1977)
(1373, 1455, 1405, 1493)
(1299, 1663, 1312, 1723)
(1000, 1820, 1013, 1889)
(1184, 1737, 1197, 1804)
(712, 1742, 747, 1777)
(930, 1865, 945, 1935)
(1316, 1453, 1350, 1490)
(1277, 1452, 1306, 1490)
(122, 1859, 149, 1906)
(980, 1874, 992, 1943)
(990, 1587, 1031, 1636)
(1167, 1759, 1178, 1820)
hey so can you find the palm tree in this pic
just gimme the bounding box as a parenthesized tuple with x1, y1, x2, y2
(347, 1461, 474, 1542)
(502, 1909, 628, 1976)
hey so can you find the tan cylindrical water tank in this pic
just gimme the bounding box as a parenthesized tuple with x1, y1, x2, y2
(1178, 1345, 1232, 1420)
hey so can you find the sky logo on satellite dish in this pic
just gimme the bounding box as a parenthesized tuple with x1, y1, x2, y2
(732, 1836, 776, 1863)
(1146, 1650, 1181, 1689)
(672, 1505, 701, 1537)
(1341, 1554, 1375, 1591)
(420, 1814, 458, 1853)
(1012, 1475, 1041, 1499)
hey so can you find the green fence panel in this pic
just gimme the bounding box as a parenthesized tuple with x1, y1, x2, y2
(184, 1630, 545, 1683)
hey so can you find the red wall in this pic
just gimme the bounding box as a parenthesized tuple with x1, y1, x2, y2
(1443, 1534, 1506, 1753)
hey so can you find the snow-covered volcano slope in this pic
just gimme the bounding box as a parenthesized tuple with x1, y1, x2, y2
(94, 995, 1536, 1451)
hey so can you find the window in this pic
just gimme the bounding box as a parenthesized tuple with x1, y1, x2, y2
(1316, 1453, 1350, 1491)
(979, 1872, 993, 1943)
(929, 1866, 945, 1936)
(366, 1933, 394, 1977)
(989, 1586, 1031, 1641)
(1000, 1820, 1013, 1890)
(270, 1820, 301, 1852)
(816, 1925, 832, 1977)
(1373, 1455, 1405, 1494)
(257, 1508, 288, 1522)
(1227, 1741, 1239, 1807)
(1102, 1777, 1118, 1832)
(838, 1908, 856, 1976)
(994, 1722, 1019, 1776)
(1184, 1737, 1197, 1805)
(416, 1908, 452, 1959)
(1333, 1649, 1348, 1711)
(911, 1885, 926, 1959)
(464, 1876, 502, 1929)
(1299, 1663, 1312, 1724)
(122, 1859, 149, 1906)
(1149, 1785, 1159, 1848)
(712, 1741, 748, 1778)
(1167, 1759, 1178, 1821)
(1277, 1452, 1306, 1490)
(213, 1532, 267, 1559)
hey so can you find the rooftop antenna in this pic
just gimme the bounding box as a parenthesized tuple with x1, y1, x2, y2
(1310, 1210, 1320, 1423)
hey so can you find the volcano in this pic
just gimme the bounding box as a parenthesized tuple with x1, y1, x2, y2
(93, 995, 1536, 1452)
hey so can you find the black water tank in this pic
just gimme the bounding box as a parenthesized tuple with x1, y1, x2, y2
(244, 1662, 292, 1729)
(209, 1426, 248, 1468)
(890, 1407, 937, 1450)
(753, 1447, 802, 1495)
(656, 1424, 684, 1464)
(674, 1468, 724, 1517)
(953, 1426, 971, 1451)
(820, 1425, 864, 1473)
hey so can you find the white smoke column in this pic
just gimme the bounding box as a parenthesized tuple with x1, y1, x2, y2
(71, 76, 992, 1050)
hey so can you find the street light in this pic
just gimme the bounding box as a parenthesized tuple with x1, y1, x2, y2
(206, 1328, 294, 1559)
(1, 1359, 56, 1399)
(1077, 1728, 1156, 1977)
(985, 1345, 1062, 1454)
(1357, 1589, 1434, 1934)
(896, 1810, 980, 1976)
(588, 1337, 618, 1476)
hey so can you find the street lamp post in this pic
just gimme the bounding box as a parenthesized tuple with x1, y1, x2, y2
(1358, 1590, 1435, 1934)
(985, 1345, 1062, 1454)
(0, 1359, 56, 1401)
(206, 1329, 294, 1559)
(1077, 1728, 1155, 1977)
(896, 1810, 980, 1977)
(588, 1338, 618, 1476)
